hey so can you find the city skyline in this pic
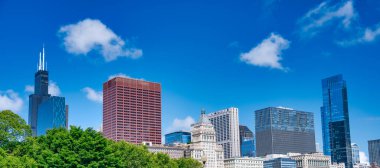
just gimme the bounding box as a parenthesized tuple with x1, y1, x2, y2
(1, 0, 380, 160)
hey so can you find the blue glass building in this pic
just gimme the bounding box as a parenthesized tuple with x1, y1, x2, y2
(29, 47, 68, 136)
(321, 74, 352, 168)
(264, 158, 296, 168)
(165, 131, 191, 145)
(239, 125, 255, 157)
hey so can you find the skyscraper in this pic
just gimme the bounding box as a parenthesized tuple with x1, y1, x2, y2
(103, 77, 161, 144)
(29, 46, 68, 136)
(207, 107, 240, 158)
(351, 143, 360, 164)
(368, 139, 380, 166)
(239, 125, 255, 157)
(255, 107, 316, 157)
(321, 74, 353, 168)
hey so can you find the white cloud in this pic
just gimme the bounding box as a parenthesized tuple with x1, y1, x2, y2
(359, 151, 369, 164)
(240, 33, 290, 70)
(25, 85, 34, 93)
(299, 0, 356, 37)
(0, 90, 23, 113)
(108, 73, 130, 80)
(59, 18, 142, 62)
(166, 116, 195, 133)
(362, 26, 380, 42)
(49, 81, 61, 96)
(24, 81, 61, 96)
(82, 87, 103, 103)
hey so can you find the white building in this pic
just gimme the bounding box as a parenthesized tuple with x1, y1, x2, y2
(207, 107, 240, 159)
(143, 141, 186, 159)
(290, 152, 331, 168)
(330, 163, 345, 168)
(189, 109, 224, 168)
(352, 143, 360, 164)
(224, 157, 264, 168)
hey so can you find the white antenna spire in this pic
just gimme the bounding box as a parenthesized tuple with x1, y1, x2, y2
(42, 45, 45, 71)
(39, 52, 42, 71)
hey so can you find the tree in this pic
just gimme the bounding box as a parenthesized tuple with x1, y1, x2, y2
(0, 110, 32, 148)
(175, 158, 203, 168)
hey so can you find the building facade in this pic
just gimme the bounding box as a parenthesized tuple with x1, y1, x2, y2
(321, 75, 353, 168)
(143, 142, 186, 159)
(103, 77, 161, 144)
(289, 153, 331, 168)
(207, 107, 240, 159)
(351, 143, 360, 164)
(255, 107, 316, 156)
(264, 157, 296, 168)
(224, 157, 264, 168)
(368, 139, 380, 166)
(240, 125, 256, 157)
(189, 109, 224, 168)
(29, 46, 68, 136)
(165, 131, 191, 145)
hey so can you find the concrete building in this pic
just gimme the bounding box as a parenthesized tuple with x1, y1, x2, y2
(143, 142, 186, 159)
(29, 46, 68, 136)
(352, 143, 360, 164)
(255, 107, 316, 156)
(289, 153, 331, 168)
(224, 157, 264, 168)
(165, 131, 191, 145)
(103, 77, 161, 144)
(368, 139, 380, 166)
(330, 163, 346, 168)
(321, 75, 353, 168)
(189, 109, 224, 168)
(207, 107, 240, 159)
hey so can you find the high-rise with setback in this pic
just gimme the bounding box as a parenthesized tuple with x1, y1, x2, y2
(321, 74, 353, 168)
(103, 77, 161, 144)
(255, 107, 316, 157)
(207, 107, 241, 159)
(29, 46, 68, 136)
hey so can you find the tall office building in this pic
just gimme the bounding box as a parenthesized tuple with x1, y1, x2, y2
(321, 74, 353, 168)
(239, 125, 255, 157)
(207, 107, 240, 158)
(351, 143, 360, 164)
(165, 131, 191, 145)
(103, 77, 161, 144)
(368, 139, 380, 166)
(255, 107, 316, 157)
(29, 46, 68, 136)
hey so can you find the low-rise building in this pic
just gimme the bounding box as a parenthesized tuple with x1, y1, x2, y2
(330, 163, 345, 168)
(143, 141, 186, 159)
(264, 157, 296, 168)
(224, 157, 264, 168)
(289, 153, 330, 168)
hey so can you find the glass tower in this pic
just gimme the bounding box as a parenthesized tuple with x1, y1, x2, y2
(321, 74, 352, 168)
(165, 131, 191, 145)
(28, 46, 68, 136)
(255, 107, 316, 156)
(239, 125, 255, 157)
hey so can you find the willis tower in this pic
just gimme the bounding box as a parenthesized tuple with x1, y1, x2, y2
(28, 46, 68, 136)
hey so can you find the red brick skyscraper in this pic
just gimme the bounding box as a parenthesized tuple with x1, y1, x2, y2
(103, 77, 161, 144)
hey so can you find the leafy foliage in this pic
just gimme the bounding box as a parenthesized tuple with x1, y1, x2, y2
(0, 110, 32, 148)
(0, 110, 203, 167)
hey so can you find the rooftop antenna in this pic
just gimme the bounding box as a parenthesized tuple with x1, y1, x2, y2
(42, 44, 45, 71)
(38, 52, 42, 71)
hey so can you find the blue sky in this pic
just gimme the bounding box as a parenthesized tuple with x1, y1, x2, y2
(0, 0, 379, 160)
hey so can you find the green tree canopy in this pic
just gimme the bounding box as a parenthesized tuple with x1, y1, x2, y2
(0, 111, 202, 167)
(0, 110, 32, 148)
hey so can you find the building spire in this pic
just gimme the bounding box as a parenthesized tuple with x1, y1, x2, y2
(42, 44, 45, 71)
(38, 52, 42, 71)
